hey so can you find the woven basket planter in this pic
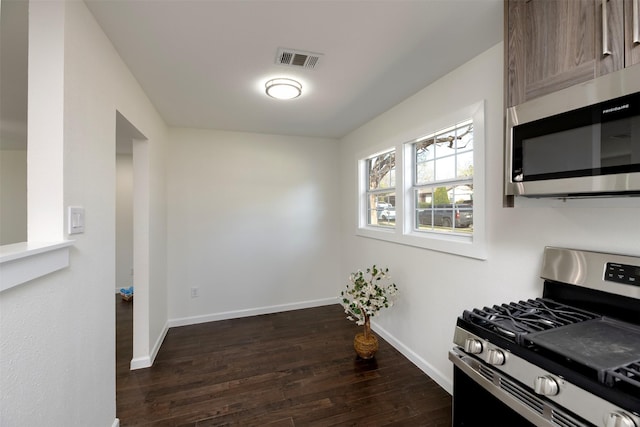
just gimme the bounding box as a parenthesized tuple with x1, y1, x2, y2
(353, 316, 379, 359)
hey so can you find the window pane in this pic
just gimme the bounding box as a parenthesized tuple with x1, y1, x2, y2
(434, 204, 455, 232)
(387, 168, 396, 188)
(416, 140, 435, 162)
(435, 129, 456, 158)
(450, 184, 474, 204)
(368, 151, 395, 190)
(456, 151, 473, 178)
(368, 192, 395, 227)
(416, 160, 434, 185)
(434, 155, 455, 181)
(457, 124, 474, 152)
(415, 189, 434, 230)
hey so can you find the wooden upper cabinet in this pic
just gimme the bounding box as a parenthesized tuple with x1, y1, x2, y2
(506, 0, 628, 107)
(624, 0, 640, 66)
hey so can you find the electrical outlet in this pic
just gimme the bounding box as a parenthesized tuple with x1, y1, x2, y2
(190, 287, 198, 298)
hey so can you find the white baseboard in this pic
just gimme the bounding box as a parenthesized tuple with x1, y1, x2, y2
(167, 297, 337, 328)
(130, 355, 151, 370)
(371, 320, 453, 395)
(130, 321, 169, 370)
(112, 418, 120, 427)
(150, 321, 169, 365)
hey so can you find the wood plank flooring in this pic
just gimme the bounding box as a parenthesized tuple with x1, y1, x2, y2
(116, 297, 452, 426)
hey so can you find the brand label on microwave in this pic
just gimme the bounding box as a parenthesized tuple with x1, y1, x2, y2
(603, 104, 630, 114)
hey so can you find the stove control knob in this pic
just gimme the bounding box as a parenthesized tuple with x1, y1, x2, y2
(533, 376, 559, 396)
(605, 412, 637, 427)
(486, 349, 506, 365)
(464, 338, 483, 354)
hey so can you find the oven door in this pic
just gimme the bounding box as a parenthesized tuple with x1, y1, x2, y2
(449, 349, 592, 427)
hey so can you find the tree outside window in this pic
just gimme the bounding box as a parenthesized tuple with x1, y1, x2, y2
(366, 150, 396, 227)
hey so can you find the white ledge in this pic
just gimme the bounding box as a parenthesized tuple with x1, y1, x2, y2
(0, 241, 73, 292)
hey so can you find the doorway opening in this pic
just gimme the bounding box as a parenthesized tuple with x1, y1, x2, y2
(114, 111, 148, 417)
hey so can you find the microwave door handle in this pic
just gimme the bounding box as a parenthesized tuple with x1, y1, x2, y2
(634, 0, 640, 44)
(603, 0, 612, 56)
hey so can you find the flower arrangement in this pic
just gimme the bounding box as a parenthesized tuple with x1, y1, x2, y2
(340, 265, 399, 326)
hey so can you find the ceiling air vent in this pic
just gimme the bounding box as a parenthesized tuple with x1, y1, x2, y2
(275, 48, 323, 69)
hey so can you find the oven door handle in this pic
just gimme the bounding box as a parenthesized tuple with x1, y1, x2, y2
(449, 349, 587, 427)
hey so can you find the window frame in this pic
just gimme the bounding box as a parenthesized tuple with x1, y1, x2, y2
(356, 100, 486, 260)
(410, 119, 475, 237)
(364, 149, 397, 229)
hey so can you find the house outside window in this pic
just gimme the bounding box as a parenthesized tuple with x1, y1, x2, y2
(365, 149, 396, 228)
(412, 119, 474, 236)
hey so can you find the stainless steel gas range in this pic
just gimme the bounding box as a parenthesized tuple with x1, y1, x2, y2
(449, 247, 640, 427)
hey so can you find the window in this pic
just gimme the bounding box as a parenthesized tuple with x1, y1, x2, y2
(356, 101, 485, 260)
(365, 149, 396, 228)
(412, 120, 473, 235)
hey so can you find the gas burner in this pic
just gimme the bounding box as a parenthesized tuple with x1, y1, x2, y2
(494, 325, 516, 339)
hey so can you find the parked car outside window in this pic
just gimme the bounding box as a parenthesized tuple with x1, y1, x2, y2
(376, 202, 396, 222)
(418, 203, 472, 228)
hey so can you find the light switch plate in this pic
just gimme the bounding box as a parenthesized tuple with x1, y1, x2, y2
(68, 206, 85, 234)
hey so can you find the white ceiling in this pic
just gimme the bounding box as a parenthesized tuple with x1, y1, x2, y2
(86, 0, 503, 139)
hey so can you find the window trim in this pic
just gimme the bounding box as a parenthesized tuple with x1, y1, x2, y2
(356, 100, 486, 260)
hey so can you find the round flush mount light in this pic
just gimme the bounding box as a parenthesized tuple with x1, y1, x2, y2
(265, 78, 302, 100)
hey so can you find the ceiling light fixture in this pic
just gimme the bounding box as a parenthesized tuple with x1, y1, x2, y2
(265, 78, 302, 100)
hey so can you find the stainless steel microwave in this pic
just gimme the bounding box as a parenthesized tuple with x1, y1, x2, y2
(505, 65, 640, 198)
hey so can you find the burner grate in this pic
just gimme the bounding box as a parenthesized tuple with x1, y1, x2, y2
(463, 298, 600, 344)
(607, 360, 640, 390)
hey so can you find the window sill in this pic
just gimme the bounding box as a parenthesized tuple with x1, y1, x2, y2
(357, 226, 486, 260)
(0, 241, 73, 292)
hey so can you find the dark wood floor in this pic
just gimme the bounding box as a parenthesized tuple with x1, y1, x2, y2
(116, 297, 452, 426)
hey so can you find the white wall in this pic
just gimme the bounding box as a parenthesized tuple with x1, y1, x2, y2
(0, 1, 169, 426)
(338, 42, 640, 393)
(116, 154, 133, 290)
(0, 149, 27, 244)
(167, 128, 340, 323)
